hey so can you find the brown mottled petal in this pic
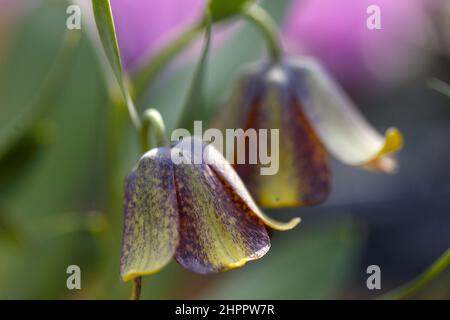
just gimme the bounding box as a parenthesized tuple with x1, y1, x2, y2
(233, 66, 330, 208)
(290, 57, 403, 173)
(120, 148, 179, 282)
(210, 64, 264, 130)
(172, 138, 271, 274)
(177, 137, 300, 230)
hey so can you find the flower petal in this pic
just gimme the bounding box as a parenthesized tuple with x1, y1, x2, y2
(210, 65, 264, 130)
(177, 137, 301, 230)
(216, 65, 330, 208)
(120, 148, 179, 282)
(172, 137, 274, 274)
(289, 57, 403, 172)
(218, 65, 331, 208)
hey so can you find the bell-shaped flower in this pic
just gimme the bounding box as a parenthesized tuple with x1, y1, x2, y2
(213, 57, 403, 208)
(120, 137, 299, 281)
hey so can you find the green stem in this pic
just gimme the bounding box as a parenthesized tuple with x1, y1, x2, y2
(380, 248, 450, 300)
(131, 277, 142, 300)
(241, 3, 282, 63)
(133, 23, 204, 99)
(176, 11, 212, 132)
(121, 88, 142, 133)
(140, 108, 169, 152)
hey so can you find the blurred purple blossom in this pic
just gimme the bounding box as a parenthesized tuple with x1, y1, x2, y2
(110, 0, 206, 70)
(282, 0, 442, 88)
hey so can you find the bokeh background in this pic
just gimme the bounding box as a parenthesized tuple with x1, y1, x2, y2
(0, 0, 449, 299)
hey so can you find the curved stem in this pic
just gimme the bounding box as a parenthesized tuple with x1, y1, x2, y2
(124, 89, 142, 131)
(176, 11, 212, 132)
(133, 23, 204, 99)
(140, 108, 169, 152)
(131, 277, 142, 300)
(241, 3, 283, 63)
(380, 248, 450, 300)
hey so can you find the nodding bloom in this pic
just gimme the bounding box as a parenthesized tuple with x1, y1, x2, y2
(120, 137, 299, 281)
(214, 57, 403, 208)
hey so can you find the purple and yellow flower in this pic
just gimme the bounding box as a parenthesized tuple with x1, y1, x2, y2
(120, 137, 299, 281)
(214, 57, 403, 208)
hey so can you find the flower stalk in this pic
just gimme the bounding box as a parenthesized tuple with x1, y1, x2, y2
(131, 277, 142, 300)
(132, 3, 285, 99)
(241, 3, 283, 63)
(133, 23, 205, 99)
(140, 108, 169, 152)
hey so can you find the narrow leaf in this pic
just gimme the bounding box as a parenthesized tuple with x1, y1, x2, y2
(0, 32, 80, 159)
(91, 0, 123, 83)
(427, 78, 450, 99)
(176, 12, 212, 132)
(91, 0, 140, 128)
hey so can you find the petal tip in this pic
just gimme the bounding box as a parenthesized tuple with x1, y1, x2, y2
(383, 127, 404, 155)
(121, 268, 163, 283)
(284, 217, 302, 230)
(222, 245, 271, 272)
(363, 127, 403, 173)
(261, 215, 301, 231)
(366, 156, 398, 174)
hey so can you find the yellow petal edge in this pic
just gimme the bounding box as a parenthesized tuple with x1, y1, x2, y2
(363, 127, 404, 173)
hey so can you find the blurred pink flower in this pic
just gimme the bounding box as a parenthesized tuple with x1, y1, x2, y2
(110, 0, 206, 70)
(282, 0, 440, 88)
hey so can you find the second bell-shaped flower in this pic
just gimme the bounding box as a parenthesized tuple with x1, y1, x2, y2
(214, 57, 403, 208)
(120, 137, 299, 282)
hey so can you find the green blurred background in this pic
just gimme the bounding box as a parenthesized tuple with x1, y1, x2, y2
(0, 0, 449, 299)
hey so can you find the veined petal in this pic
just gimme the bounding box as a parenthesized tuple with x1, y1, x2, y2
(180, 137, 301, 230)
(120, 148, 179, 282)
(210, 65, 264, 130)
(289, 57, 403, 172)
(172, 140, 270, 274)
(225, 66, 330, 208)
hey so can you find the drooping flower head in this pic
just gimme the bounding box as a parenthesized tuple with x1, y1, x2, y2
(120, 137, 299, 281)
(214, 57, 403, 208)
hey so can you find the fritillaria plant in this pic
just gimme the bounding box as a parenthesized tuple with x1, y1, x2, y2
(91, 0, 302, 299)
(88, 0, 450, 301)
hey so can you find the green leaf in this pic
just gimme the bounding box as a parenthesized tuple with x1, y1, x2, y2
(176, 13, 212, 132)
(91, 0, 123, 84)
(91, 0, 140, 128)
(380, 248, 450, 300)
(427, 78, 450, 99)
(209, 0, 254, 22)
(0, 15, 106, 298)
(0, 31, 80, 159)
